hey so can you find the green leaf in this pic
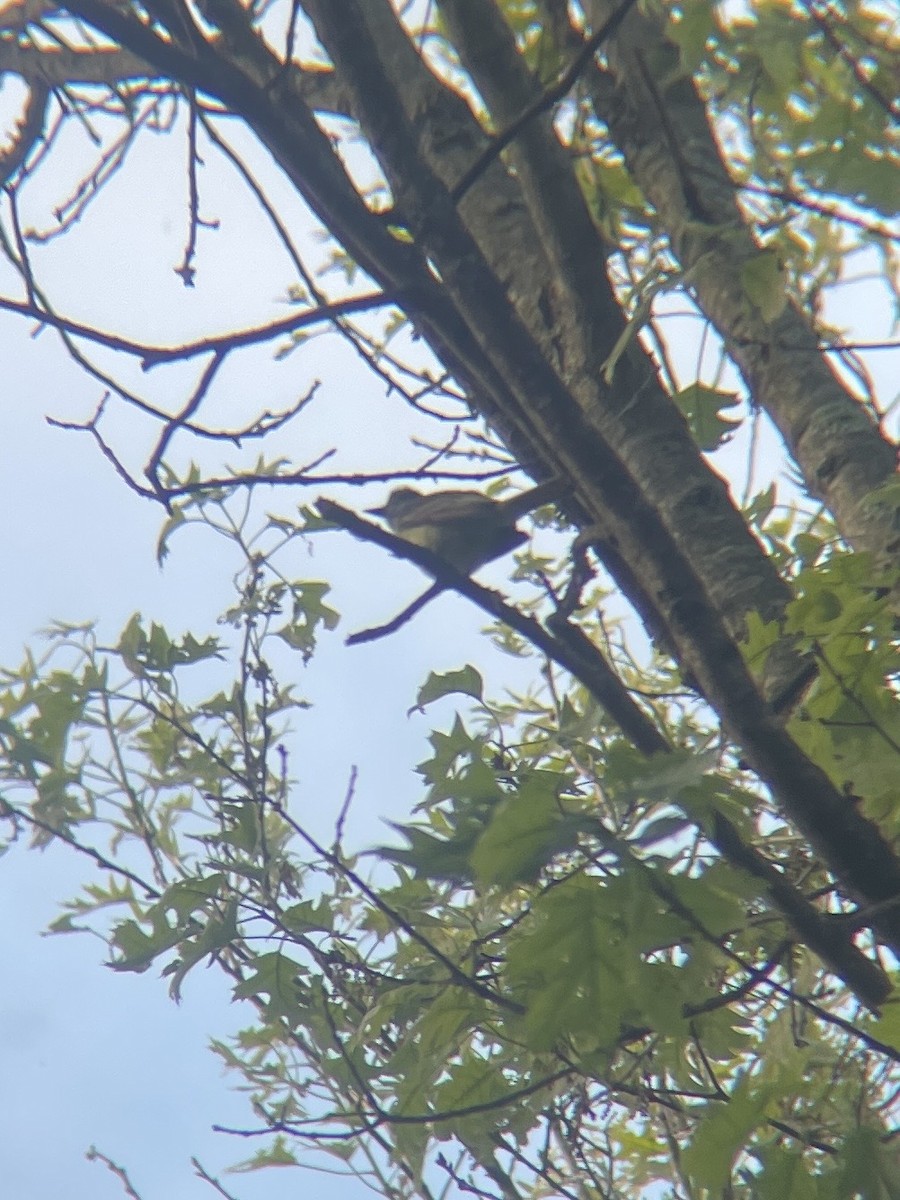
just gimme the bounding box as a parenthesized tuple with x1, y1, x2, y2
(668, 2, 718, 71)
(741, 251, 788, 322)
(682, 1072, 779, 1191)
(219, 801, 263, 854)
(745, 482, 777, 527)
(505, 876, 641, 1051)
(46, 913, 87, 935)
(415, 665, 484, 709)
(664, 867, 750, 937)
(416, 716, 502, 804)
(0, 717, 54, 775)
(229, 1135, 299, 1172)
(116, 615, 221, 675)
(166, 899, 240, 1000)
(414, 988, 483, 1059)
(755, 1146, 819, 1200)
(110, 916, 186, 974)
(232, 951, 307, 1022)
(625, 748, 720, 804)
(470, 771, 588, 887)
(872, 995, 900, 1053)
(836, 1125, 887, 1200)
(673, 384, 742, 452)
(156, 505, 186, 564)
(381, 817, 484, 882)
(280, 898, 334, 934)
(275, 581, 339, 657)
(109, 876, 227, 973)
(430, 1053, 513, 1134)
(161, 874, 227, 921)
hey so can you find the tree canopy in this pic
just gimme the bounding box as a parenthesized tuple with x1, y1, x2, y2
(0, 2, 898, 1198)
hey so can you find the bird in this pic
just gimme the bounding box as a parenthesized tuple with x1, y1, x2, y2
(368, 479, 564, 573)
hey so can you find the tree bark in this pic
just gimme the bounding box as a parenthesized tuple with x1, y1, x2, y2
(583, 0, 898, 564)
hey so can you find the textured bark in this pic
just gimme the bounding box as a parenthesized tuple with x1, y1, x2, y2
(583, 0, 898, 565)
(360, 0, 803, 658)
(0, 38, 152, 84)
(301, 0, 821, 717)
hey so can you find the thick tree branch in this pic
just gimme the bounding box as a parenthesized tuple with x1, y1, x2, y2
(356, 0, 809, 704)
(0, 37, 153, 85)
(582, 0, 899, 564)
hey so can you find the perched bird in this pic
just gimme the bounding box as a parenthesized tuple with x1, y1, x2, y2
(368, 479, 564, 573)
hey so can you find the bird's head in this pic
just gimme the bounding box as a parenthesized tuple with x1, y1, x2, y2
(367, 488, 427, 526)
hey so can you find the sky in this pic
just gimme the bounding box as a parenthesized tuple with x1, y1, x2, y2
(0, 11, 897, 1200)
